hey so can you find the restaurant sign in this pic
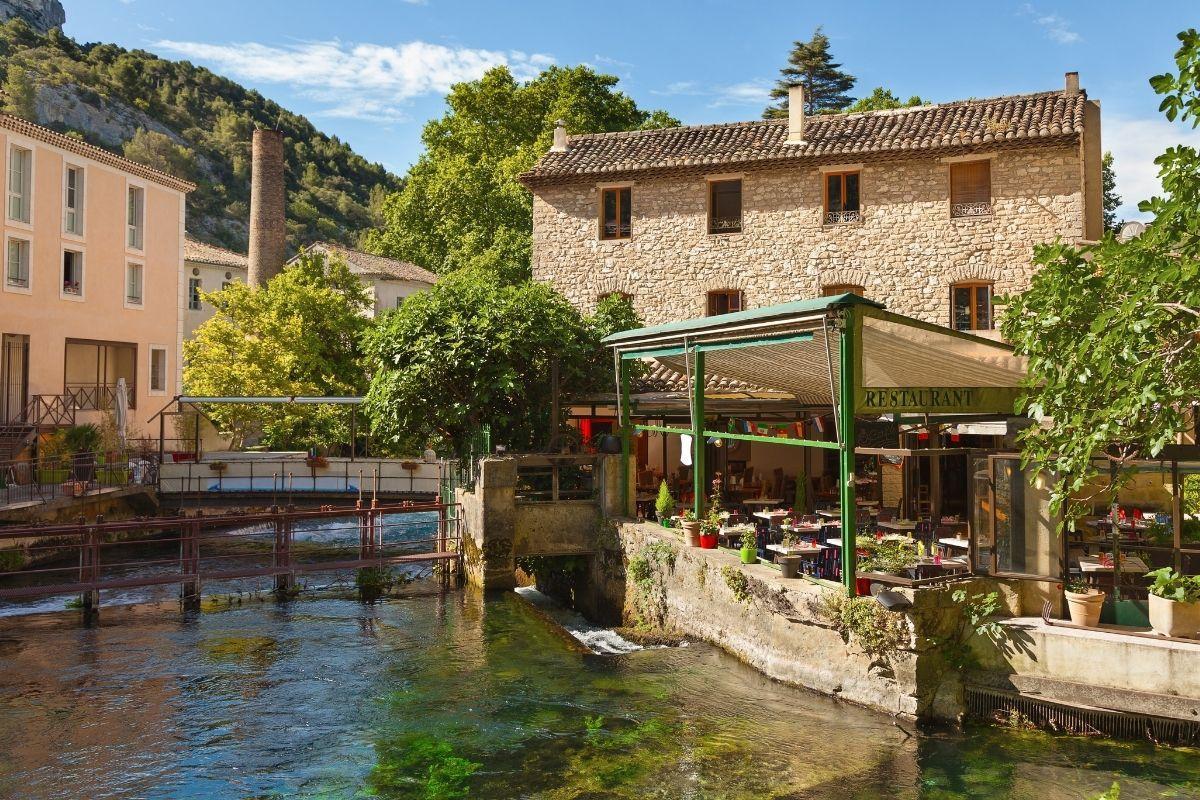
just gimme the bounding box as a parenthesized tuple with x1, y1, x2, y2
(856, 386, 1021, 415)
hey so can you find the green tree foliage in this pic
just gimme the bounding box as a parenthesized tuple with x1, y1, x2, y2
(362, 272, 641, 455)
(844, 87, 925, 113)
(1102, 151, 1122, 232)
(182, 253, 371, 450)
(361, 65, 678, 284)
(1, 63, 37, 118)
(1000, 29, 1200, 519)
(763, 27, 856, 118)
(122, 128, 196, 181)
(0, 18, 398, 251)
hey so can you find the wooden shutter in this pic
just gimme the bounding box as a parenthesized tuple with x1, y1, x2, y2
(950, 161, 990, 206)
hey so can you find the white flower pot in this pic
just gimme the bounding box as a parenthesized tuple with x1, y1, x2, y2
(1064, 590, 1105, 627)
(1148, 593, 1200, 638)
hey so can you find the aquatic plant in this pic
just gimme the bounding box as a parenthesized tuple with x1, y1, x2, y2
(369, 732, 481, 799)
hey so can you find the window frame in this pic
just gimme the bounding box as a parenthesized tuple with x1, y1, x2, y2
(63, 162, 85, 238)
(822, 283, 865, 297)
(949, 281, 994, 331)
(124, 261, 144, 309)
(148, 346, 168, 395)
(823, 170, 862, 225)
(706, 289, 744, 317)
(126, 182, 146, 252)
(188, 276, 203, 311)
(6, 143, 33, 227)
(61, 246, 85, 302)
(707, 178, 743, 235)
(4, 234, 31, 295)
(598, 185, 632, 241)
(949, 159, 992, 219)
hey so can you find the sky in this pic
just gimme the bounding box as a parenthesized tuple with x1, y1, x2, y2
(68, 0, 1200, 221)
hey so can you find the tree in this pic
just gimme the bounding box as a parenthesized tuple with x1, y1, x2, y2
(360, 65, 678, 284)
(1, 64, 36, 119)
(844, 87, 925, 113)
(1102, 151, 1122, 232)
(362, 271, 641, 456)
(182, 253, 372, 450)
(122, 128, 196, 181)
(1000, 29, 1200, 520)
(763, 27, 856, 119)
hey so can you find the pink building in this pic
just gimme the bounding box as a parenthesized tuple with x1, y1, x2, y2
(0, 113, 194, 454)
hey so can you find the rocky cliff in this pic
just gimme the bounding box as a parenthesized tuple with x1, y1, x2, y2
(0, 0, 64, 33)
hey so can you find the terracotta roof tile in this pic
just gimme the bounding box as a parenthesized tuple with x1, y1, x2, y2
(184, 235, 247, 269)
(305, 242, 438, 284)
(521, 90, 1086, 185)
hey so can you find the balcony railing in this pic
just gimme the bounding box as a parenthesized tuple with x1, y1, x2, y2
(66, 383, 136, 411)
(824, 210, 861, 225)
(951, 202, 992, 219)
(708, 217, 742, 234)
(6, 274, 28, 288)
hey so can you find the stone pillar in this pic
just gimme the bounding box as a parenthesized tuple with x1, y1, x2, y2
(457, 457, 517, 590)
(596, 454, 632, 519)
(248, 128, 287, 287)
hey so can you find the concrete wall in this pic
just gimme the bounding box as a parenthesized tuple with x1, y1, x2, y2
(531, 144, 1085, 329)
(159, 454, 441, 495)
(0, 127, 187, 433)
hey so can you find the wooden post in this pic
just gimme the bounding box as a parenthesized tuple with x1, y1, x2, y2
(181, 520, 200, 611)
(273, 508, 293, 596)
(77, 514, 99, 619)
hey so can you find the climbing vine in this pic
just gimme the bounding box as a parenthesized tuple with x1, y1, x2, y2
(627, 541, 676, 627)
(819, 592, 910, 660)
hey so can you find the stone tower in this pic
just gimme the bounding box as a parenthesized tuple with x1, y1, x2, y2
(247, 128, 286, 288)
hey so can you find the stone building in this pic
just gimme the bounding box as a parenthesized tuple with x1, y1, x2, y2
(183, 235, 247, 339)
(521, 73, 1102, 334)
(291, 242, 437, 318)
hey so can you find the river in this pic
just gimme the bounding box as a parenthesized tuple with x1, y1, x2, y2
(0, 517, 1199, 798)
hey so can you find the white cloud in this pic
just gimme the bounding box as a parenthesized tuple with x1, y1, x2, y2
(653, 79, 772, 108)
(1020, 4, 1080, 45)
(1105, 115, 1200, 221)
(153, 38, 555, 122)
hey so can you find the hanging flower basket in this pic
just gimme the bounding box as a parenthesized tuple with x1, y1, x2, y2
(400, 461, 420, 471)
(305, 455, 329, 469)
(208, 461, 228, 473)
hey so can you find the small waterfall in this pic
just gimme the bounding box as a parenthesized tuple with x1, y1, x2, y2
(514, 586, 645, 654)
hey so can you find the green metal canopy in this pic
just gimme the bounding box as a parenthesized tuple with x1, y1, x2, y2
(605, 294, 1029, 597)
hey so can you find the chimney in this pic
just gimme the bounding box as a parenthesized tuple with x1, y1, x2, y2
(248, 128, 286, 288)
(1064, 71, 1080, 96)
(786, 85, 806, 144)
(550, 119, 569, 152)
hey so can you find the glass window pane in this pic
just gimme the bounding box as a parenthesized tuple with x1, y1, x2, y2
(618, 187, 631, 237)
(952, 287, 972, 331)
(601, 189, 617, 238)
(709, 180, 741, 233)
(826, 174, 842, 212)
(975, 286, 992, 329)
(845, 173, 860, 211)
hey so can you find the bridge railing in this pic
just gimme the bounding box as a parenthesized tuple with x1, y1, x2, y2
(158, 456, 443, 498)
(1, 446, 158, 509)
(0, 501, 461, 611)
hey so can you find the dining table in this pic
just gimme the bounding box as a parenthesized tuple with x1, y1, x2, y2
(877, 519, 919, 532)
(744, 498, 785, 510)
(938, 537, 970, 552)
(1077, 554, 1150, 574)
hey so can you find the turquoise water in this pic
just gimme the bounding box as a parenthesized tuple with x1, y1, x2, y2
(0, 590, 1198, 799)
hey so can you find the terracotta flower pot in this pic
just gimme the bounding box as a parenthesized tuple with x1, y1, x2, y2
(681, 520, 701, 547)
(1065, 589, 1106, 627)
(1148, 593, 1200, 638)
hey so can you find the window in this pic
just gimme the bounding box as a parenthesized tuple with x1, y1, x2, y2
(707, 289, 743, 316)
(221, 281, 232, 291)
(150, 348, 167, 393)
(188, 277, 202, 310)
(6, 238, 29, 289)
(950, 160, 991, 218)
(62, 250, 83, 297)
(126, 263, 143, 306)
(708, 179, 742, 234)
(7, 145, 31, 223)
(127, 185, 145, 249)
(599, 187, 631, 240)
(824, 171, 861, 224)
(950, 283, 993, 331)
(64, 165, 84, 235)
(822, 284, 864, 297)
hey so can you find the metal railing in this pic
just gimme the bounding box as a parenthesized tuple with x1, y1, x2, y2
(0, 501, 462, 609)
(824, 210, 861, 225)
(0, 446, 159, 509)
(65, 383, 135, 411)
(951, 201, 992, 218)
(158, 457, 442, 502)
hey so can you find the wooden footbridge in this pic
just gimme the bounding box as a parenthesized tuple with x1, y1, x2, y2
(0, 501, 461, 613)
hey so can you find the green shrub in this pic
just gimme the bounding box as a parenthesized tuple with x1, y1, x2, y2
(654, 480, 675, 522)
(720, 565, 751, 604)
(820, 592, 909, 659)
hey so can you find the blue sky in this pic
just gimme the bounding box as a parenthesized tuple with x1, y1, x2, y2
(69, 0, 1200, 220)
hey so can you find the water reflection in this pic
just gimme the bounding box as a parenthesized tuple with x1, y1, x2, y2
(0, 593, 1196, 799)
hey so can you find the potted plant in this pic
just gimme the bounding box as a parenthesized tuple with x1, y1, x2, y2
(776, 528, 802, 578)
(655, 481, 675, 526)
(739, 526, 758, 564)
(61, 424, 102, 487)
(208, 461, 228, 474)
(1146, 568, 1200, 638)
(698, 515, 719, 549)
(1063, 577, 1106, 627)
(680, 509, 701, 547)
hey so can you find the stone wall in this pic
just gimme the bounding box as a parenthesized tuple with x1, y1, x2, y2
(531, 145, 1084, 327)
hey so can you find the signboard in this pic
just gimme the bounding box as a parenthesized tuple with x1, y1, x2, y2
(856, 386, 1021, 415)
